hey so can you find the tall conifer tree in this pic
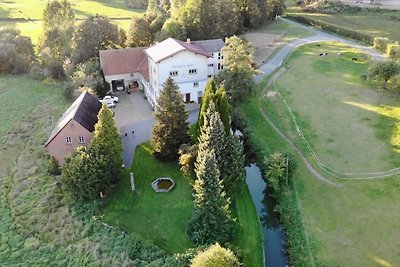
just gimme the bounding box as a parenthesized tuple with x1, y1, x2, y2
(151, 77, 190, 160)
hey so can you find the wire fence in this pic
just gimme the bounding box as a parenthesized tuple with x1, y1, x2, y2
(273, 85, 400, 180)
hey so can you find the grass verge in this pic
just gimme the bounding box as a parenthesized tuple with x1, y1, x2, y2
(232, 185, 264, 267)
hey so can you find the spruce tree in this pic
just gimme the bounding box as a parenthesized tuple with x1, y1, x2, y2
(61, 104, 123, 201)
(196, 79, 217, 136)
(90, 104, 123, 184)
(197, 80, 230, 137)
(187, 149, 234, 245)
(197, 100, 227, 173)
(214, 86, 231, 135)
(151, 77, 190, 160)
(223, 136, 245, 198)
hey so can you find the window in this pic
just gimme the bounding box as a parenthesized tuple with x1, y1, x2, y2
(193, 82, 199, 87)
(208, 63, 214, 67)
(169, 71, 178, 77)
(79, 136, 85, 144)
(189, 69, 197, 75)
(207, 75, 213, 78)
(185, 93, 191, 103)
(218, 52, 223, 60)
(218, 63, 223, 70)
(66, 136, 72, 144)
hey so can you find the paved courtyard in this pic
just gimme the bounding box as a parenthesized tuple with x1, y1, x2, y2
(112, 90, 199, 167)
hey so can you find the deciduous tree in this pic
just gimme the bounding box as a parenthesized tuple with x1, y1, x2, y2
(151, 77, 190, 160)
(126, 17, 153, 47)
(40, 0, 75, 78)
(72, 15, 122, 64)
(368, 60, 400, 89)
(0, 28, 35, 74)
(219, 36, 259, 103)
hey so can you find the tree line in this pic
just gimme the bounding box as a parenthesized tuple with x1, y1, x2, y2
(128, 0, 285, 47)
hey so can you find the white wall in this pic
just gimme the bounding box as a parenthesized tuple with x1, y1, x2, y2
(154, 51, 209, 103)
(207, 52, 223, 76)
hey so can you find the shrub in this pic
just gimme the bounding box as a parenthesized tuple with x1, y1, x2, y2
(387, 43, 400, 62)
(374, 37, 391, 53)
(0, 28, 36, 74)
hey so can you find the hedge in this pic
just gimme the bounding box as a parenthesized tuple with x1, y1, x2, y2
(287, 15, 374, 45)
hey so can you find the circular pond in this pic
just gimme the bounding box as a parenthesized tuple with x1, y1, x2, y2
(151, 177, 175, 192)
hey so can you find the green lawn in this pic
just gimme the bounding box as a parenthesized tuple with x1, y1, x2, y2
(241, 42, 400, 266)
(102, 142, 264, 265)
(286, 0, 400, 41)
(0, 0, 143, 19)
(102, 143, 193, 253)
(0, 1, 142, 44)
(257, 17, 315, 43)
(232, 187, 264, 267)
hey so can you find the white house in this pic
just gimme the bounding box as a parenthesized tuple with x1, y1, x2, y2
(99, 38, 225, 108)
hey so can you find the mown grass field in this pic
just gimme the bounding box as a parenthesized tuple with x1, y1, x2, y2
(102, 142, 264, 266)
(257, 17, 315, 43)
(286, 0, 400, 41)
(241, 42, 400, 266)
(102, 142, 194, 253)
(0, 0, 142, 44)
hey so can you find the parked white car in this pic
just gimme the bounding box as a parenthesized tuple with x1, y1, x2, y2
(103, 95, 119, 103)
(100, 99, 115, 108)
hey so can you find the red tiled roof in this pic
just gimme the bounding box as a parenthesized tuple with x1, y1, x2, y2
(99, 47, 148, 80)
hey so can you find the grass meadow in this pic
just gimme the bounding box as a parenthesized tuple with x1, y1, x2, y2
(0, 0, 143, 44)
(0, 75, 171, 265)
(286, 0, 400, 41)
(241, 42, 400, 266)
(257, 17, 315, 43)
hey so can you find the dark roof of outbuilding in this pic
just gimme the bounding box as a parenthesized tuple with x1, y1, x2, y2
(45, 90, 102, 146)
(192, 39, 225, 53)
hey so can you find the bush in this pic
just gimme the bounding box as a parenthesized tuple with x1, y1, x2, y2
(387, 43, 400, 62)
(374, 37, 391, 53)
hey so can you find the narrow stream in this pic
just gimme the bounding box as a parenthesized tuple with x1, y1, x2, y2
(245, 164, 288, 267)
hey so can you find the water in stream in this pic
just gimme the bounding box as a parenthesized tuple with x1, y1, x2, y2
(245, 164, 288, 267)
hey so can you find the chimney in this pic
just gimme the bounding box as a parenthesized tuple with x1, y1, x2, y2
(186, 38, 191, 44)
